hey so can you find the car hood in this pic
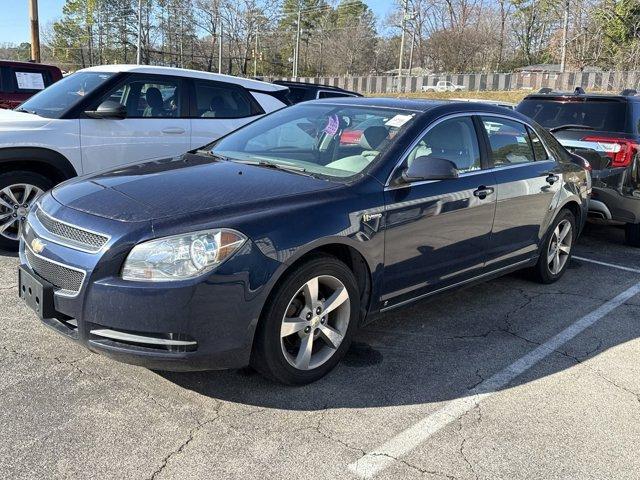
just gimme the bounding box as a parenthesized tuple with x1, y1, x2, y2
(0, 108, 52, 130)
(52, 153, 342, 222)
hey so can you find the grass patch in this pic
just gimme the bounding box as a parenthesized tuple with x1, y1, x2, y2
(370, 90, 531, 104)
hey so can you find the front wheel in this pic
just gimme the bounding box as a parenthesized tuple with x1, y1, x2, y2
(251, 255, 360, 385)
(530, 210, 576, 284)
(0, 171, 52, 251)
(625, 222, 640, 247)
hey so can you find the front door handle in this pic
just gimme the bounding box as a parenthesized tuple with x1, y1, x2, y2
(161, 127, 186, 135)
(473, 186, 495, 199)
(546, 174, 560, 185)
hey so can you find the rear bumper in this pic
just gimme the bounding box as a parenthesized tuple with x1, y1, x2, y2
(590, 185, 640, 224)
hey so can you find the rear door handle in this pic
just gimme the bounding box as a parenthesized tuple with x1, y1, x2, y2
(161, 127, 186, 135)
(546, 174, 560, 185)
(473, 186, 495, 199)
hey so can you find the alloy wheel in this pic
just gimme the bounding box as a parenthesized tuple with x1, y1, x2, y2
(280, 275, 351, 371)
(547, 219, 572, 275)
(0, 184, 44, 241)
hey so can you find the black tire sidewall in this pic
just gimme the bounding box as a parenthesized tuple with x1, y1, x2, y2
(536, 210, 576, 283)
(252, 256, 360, 385)
(0, 171, 53, 252)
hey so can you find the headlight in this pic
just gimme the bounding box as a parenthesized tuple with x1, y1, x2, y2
(121, 229, 246, 282)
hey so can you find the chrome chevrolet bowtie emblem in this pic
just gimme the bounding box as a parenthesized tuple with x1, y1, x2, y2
(31, 238, 46, 254)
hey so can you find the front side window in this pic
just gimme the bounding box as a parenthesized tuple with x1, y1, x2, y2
(481, 117, 535, 166)
(211, 103, 418, 180)
(18, 71, 114, 118)
(99, 76, 182, 118)
(406, 116, 481, 173)
(194, 80, 259, 118)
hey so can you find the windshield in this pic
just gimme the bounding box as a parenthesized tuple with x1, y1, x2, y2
(517, 98, 627, 132)
(210, 103, 417, 179)
(18, 71, 114, 119)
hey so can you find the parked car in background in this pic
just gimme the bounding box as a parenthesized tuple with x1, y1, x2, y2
(517, 88, 640, 246)
(0, 60, 63, 110)
(0, 64, 289, 250)
(18, 98, 588, 384)
(422, 80, 467, 92)
(272, 80, 361, 104)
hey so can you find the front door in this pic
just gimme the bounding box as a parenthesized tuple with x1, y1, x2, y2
(80, 74, 191, 174)
(382, 115, 497, 308)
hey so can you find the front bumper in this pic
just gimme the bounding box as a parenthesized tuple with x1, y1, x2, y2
(19, 195, 280, 371)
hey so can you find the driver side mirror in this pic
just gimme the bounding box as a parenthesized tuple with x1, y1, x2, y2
(401, 156, 459, 183)
(85, 100, 127, 120)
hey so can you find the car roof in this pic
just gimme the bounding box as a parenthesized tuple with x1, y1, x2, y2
(80, 64, 287, 92)
(273, 80, 358, 93)
(0, 60, 61, 71)
(308, 96, 450, 111)
(524, 92, 639, 102)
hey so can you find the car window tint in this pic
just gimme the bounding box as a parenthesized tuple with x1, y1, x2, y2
(104, 76, 181, 118)
(517, 98, 627, 132)
(527, 126, 549, 161)
(481, 116, 535, 166)
(318, 91, 353, 99)
(194, 81, 257, 118)
(407, 116, 481, 173)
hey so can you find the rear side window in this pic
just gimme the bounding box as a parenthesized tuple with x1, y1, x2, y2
(481, 117, 535, 166)
(194, 80, 261, 118)
(517, 98, 627, 133)
(527, 126, 549, 161)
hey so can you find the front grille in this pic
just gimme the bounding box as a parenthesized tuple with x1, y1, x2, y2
(25, 245, 85, 295)
(36, 208, 108, 252)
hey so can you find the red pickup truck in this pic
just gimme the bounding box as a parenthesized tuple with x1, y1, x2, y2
(0, 60, 63, 109)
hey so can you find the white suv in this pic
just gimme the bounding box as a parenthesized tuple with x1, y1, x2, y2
(0, 65, 289, 249)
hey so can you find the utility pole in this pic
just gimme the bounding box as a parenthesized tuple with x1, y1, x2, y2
(253, 25, 259, 77)
(398, 0, 408, 92)
(293, 4, 301, 78)
(136, 0, 142, 64)
(218, 22, 223, 74)
(560, 0, 569, 73)
(28, 0, 41, 63)
(408, 31, 415, 75)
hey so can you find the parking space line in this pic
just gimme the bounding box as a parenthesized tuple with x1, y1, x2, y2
(347, 281, 640, 479)
(573, 256, 640, 274)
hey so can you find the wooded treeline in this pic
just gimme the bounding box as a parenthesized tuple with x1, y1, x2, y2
(1, 0, 639, 75)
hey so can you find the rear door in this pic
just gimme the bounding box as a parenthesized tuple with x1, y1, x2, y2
(479, 116, 561, 270)
(381, 115, 497, 308)
(189, 80, 265, 149)
(80, 73, 191, 173)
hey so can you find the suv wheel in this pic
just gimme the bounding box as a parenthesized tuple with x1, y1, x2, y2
(531, 209, 575, 284)
(251, 255, 360, 385)
(625, 222, 640, 247)
(0, 171, 52, 251)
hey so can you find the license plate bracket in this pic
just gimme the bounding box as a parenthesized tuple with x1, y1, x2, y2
(18, 266, 55, 319)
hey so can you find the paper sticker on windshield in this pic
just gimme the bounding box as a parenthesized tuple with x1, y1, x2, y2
(323, 114, 340, 135)
(385, 114, 413, 128)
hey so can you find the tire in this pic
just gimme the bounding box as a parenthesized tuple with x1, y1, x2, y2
(625, 222, 640, 247)
(0, 170, 53, 252)
(530, 209, 576, 284)
(251, 255, 360, 385)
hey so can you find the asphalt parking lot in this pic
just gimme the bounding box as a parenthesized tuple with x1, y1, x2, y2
(1, 223, 639, 480)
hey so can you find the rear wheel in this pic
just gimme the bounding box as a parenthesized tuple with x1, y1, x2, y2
(0, 171, 52, 251)
(251, 255, 359, 385)
(531, 209, 575, 284)
(625, 222, 640, 247)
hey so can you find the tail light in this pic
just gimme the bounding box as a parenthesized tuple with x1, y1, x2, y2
(581, 136, 640, 168)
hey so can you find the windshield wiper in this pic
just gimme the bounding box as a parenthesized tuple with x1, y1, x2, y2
(549, 124, 596, 133)
(231, 159, 313, 177)
(15, 107, 37, 115)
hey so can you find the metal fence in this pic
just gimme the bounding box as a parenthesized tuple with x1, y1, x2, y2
(270, 71, 640, 94)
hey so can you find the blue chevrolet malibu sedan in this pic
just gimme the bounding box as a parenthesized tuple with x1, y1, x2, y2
(17, 98, 590, 384)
